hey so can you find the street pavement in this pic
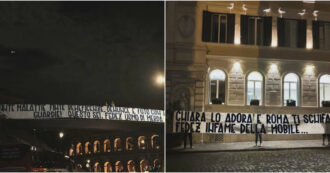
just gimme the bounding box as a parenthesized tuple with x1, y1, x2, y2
(166, 148, 330, 172)
(168, 140, 326, 153)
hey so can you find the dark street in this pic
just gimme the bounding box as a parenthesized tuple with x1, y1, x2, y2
(167, 148, 330, 172)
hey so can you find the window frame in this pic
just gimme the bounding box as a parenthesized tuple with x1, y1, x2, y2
(313, 20, 330, 50)
(210, 13, 228, 43)
(283, 73, 300, 106)
(246, 71, 264, 106)
(319, 74, 330, 107)
(277, 17, 306, 49)
(241, 15, 272, 46)
(202, 11, 235, 43)
(209, 69, 227, 105)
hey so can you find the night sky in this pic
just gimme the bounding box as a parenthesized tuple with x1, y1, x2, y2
(0, 2, 164, 109)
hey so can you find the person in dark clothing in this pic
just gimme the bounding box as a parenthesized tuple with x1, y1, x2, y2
(255, 131, 262, 147)
(323, 124, 330, 145)
(183, 130, 193, 149)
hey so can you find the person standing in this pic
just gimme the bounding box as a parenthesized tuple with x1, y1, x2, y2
(254, 113, 262, 147)
(184, 130, 193, 149)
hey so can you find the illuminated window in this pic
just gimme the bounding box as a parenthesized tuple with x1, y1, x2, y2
(114, 138, 122, 152)
(93, 140, 100, 153)
(104, 162, 112, 173)
(153, 159, 161, 172)
(103, 139, 111, 152)
(93, 162, 101, 172)
(209, 69, 226, 104)
(138, 136, 147, 150)
(69, 144, 74, 156)
(320, 74, 330, 107)
(151, 135, 160, 150)
(202, 11, 235, 43)
(85, 142, 91, 154)
(76, 142, 83, 155)
(115, 161, 124, 172)
(126, 137, 134, 151)
(127, 160, 136, 172)
(283, 73, 300, 106)
(247, 71, 263, 105)
(140, 160, 149, 172)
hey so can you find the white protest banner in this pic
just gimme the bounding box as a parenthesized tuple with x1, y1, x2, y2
(0, 104, 164, 123)
(173, 111, 330, 134)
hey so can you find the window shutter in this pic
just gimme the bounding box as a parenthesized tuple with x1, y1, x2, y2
(297, 20, 306, 48)
(226, 13, 235, 43)
(240, 15, 249, 44)
(277, 18, 285, 47)
(312, 21, 320, 49)
(263, 17, 272, 46)
(202, 11, 212, 42)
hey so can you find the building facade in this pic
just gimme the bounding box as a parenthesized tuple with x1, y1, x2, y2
(167, 1, 330, 143)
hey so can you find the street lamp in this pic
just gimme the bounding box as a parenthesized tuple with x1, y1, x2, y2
(155, 74, 164, 85)
(59, 132, 64, 138)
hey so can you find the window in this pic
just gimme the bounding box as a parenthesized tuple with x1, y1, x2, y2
(115, 161, 124, 172)
(104, 162, 112, 173)
(209, 69, 226, 104)
(313, 21, 330, 49)
(138, 136, 147, 150)
(103, 139, 111, 152)
(151, 135, 160, 150)
(241, 15, 272, 46)
(127, 160, 136, 172)
(69, 145, 74, 157)
(76, 142, 82, 155)
(247, 72, 263, 105)
(320, 74, 330, 107)
(140, 160, 149, 172)
(93, 140, 100, 153)
(93, 162, 101, 172)
(85, 142, 91, 154)
(202, 11, 235, 43)
(283, 73, 300, 106)
(114, 138, 122, 152)
(278, 18, 306, 48)
(153, 159, 161, 172)
(126, 137, 134, 151)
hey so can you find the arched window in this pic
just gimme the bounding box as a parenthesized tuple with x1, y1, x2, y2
(247, 71, 263, 105)
(93, 162, 101, 172)
(69, 144, 74, 157)
(153, 159, 161, 172)
(126, 137, 134, 151)
(104, 162, 112, 173)
(85, 142, 91, 154)
(209, 69, 226, 104)
(138, 136, 147, 150)
(140, 160, 149, 172)
(283, 73, 300, 106)
(151, 135, 160, 150)
(115, 161, 124, 172)
(76, 142, 82, 155)
(320, 74, 330, 107)
(127, 160, 136, 172)
(103, 139, 111, 152)
(93, 140, 100, 153)
(114, 138, 122, 152)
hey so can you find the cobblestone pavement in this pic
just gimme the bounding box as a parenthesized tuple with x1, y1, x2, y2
(166, 149, 330, 172)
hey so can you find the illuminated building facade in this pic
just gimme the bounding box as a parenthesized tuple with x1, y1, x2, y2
(69, 133, 162, 172)
(166, 1, 330, 143)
